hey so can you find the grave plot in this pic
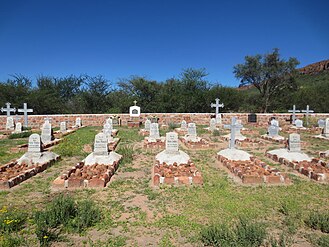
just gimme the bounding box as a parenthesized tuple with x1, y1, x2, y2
(217, 117, 289, 185)
(52, 133, 122, 189)
(179, 123, 216, 149)
(260, 119, 286, 143)
(313, 118, 329, 140)
(174, 120, 188, 135)
(152, 132, 203, 186)
(0, 134, 60, 189)
(143, 123, 165, 149)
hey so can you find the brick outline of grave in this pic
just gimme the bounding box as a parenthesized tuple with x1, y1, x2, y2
(53, 160, 120, 189)
(152, 161, 203, 186)
(287, 126, 322, 134)
(217, 154, 290, 184)
(220, 135, 264, 147)
(139, 129, 150, 136)
(143, 138, 165, 149)
(0, 156, 61, 189)
(261, 135, 286, 144)
(266, 153, 329, 182)
(179, 137, 216, 149)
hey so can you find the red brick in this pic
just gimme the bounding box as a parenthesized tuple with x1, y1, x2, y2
(164, 177, 175, 185)
(193, 176, 203, 185)
(178, 176, 190, 185)
(242, 175, 263, 184)
(267, 175, 282, 184)
(67, 178, 83, 188)
(52, 177, 65, 188)
(89, 178, 106, 188)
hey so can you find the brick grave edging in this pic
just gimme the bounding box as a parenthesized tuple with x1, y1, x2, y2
(143, 139, 165, 149)
(2, 113, 329, 131)
(179, 137, 215, 149)
(266, 153, 329, 182)
(261, 135, 286, 144)
(53, 161, 120, 189)
(152, 161, 203, 186)
(217, 154, 290, 184)
(0, 156, 61, 189)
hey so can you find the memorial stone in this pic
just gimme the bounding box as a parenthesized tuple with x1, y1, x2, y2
(295, 119, 303, 128)
(323, 118, 329, 138)
(60, 122, 67, 133)
(209, 118, 216, 131)
(288, 133, 301, 152)
(28, 134, 41, 153)
(15, 122, 22, 133)
(6, 117, 14, 130)
(93, 133, 108, 156)
(144, 119, 151, 131)
(318, 119, 325, 128)
(75, 117, 82, 127)
(165, 132, 179, 154)
(268, 125, 279, 137)
(181, 120, 187, 130)
(41, 121, 52, 144)
(149, 123, 160, 139)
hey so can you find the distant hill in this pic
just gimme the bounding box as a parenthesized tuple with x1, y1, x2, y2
(298, 59, 329, 75)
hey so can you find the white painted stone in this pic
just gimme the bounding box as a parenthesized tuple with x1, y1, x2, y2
(323, 118, 329, 138)
(41, 121, 52, 144)
(103, 122, 113, 142)
(288, 133, 301, 152)
(75, 117, 82, 127)
(209, 118, 217, 131)
(28, 134, 41, 153)
(93, 133, 108, 156)
(268, 148, 311, 162)
(217, 148, 252, 161)
(144, 119, 151, 131)
(268, 125, 279, 137)
(84, 151, 122, 166)
(181, 120, 187, 130)
(60, 122, 67, 133)
(149, 123, 160, 140)
(270, 119, 279, 127)
(295, 119, 303, 128)
(14, 122, 22, 133)
(129, 101, 140, 117)
(165, 132, 179, 154)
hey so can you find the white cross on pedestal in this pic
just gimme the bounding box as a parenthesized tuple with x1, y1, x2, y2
(1, 102, 16, 117)
(288, 105, 300, 124)
(17, 103, 33, 127)
(301, 105, 314, 126)
(224, 117, 243, 149)
(211, 98, 224, 124)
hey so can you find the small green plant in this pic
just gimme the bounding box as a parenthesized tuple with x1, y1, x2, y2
(212, 129, 220, 136)
(168, 122, 179, 131)
(316, 235, 329, 247)
(305, 211, 329, 233)
(0, 206, 27, 233)
(200, 218, 266, 247)
(8, 131, 32, 139)
(268, 233, 292, 247)
(0, 234, 26, 247)
(116, 144, 134, 166)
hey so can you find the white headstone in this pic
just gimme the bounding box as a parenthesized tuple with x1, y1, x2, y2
(323, 118, 329, 138)
(60, 122, 67, 133)
(181, 120, 187, 130)
(270, 119, 279, 127)
(288, 133, 301, 152)
(268, 125, 279, 137)
(103, 122, 113, 141)
(75, 117, 82, 127)
(41, 121, 52, 144)
(106, 118, 113, 125)
(209, 118, 216, 131)
(14, 122, 22, 133)
(6, 117, 15, 130)
(28, 134, 41, 153)
(187, 123, 197, 138)
(165, 132, 179, 154)
(295, 119, 303, 128)
(149, 123, 160, 139)
(318, 119, 325, 128)
(93, 133, 108, 156)
(144, 119, 151, 131)
(129, 100, 141, 117)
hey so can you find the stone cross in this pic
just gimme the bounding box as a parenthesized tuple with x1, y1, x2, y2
(1, 102, 16, 117)
(17, 103, 33, 127)
(133, 100, 137, 106)
(224, 117, 243, 149)
(288, 105, 300, 124)
(301, 105, 314, 126)
(211, 98, 224, 124)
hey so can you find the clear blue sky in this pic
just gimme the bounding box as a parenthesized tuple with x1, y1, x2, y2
(0, 0, 328, 87)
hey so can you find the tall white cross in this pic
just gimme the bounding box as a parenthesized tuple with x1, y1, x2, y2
(18, 103, 33, 127)
(301, 105, 314, 126)
(1, 102, 16, 117)
(224, 117, 243, 149)
(211, 98, 224, 123)
(288, 105, 300, 124)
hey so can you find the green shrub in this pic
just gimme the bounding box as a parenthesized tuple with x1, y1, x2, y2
(200, 218, 266, 247)
(0, 206, 27, 233)
(8, 131, 32, 139)
(0, 234, 26, 247)
(316, 235, 329, 247)
(116, 144, 134, 166)
(305, 211, 329, 233)
(212, 129, 220, 136)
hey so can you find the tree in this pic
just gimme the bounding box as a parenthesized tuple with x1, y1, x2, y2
(233, 48, 299, 112)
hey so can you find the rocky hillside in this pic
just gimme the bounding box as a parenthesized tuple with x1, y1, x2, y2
(299, 59, 329, 75)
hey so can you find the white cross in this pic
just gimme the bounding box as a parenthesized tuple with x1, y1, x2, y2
(224, 117, 243, 149)
(211, 98, 224, 122)
(17, 103, 33, 127)
(288, 105, 300, 124)
(1, 102, 16, 117)
(301, 105, 314, 126)
(133, 100, 137, 106)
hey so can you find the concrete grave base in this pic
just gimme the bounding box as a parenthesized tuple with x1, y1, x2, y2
(180, 136, 216, 149)
(261, 134, 286, 144)
(17, 151, 60, 166)
(83, 151, 122, 166)
(221, 133, 246, 141)
(217, 148, 252, 161)
(319, 150, 329, 158)
(155, 150, 190, 165)
(267, 148, 312, 162)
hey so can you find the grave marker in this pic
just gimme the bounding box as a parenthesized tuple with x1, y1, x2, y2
(224, 117, 243, 149)
(15, 122, 22, 133)
(288, 105, 300, 124)
(17, 103, 33, 127)
(144, 119, 151, 131)
(165, 132, 179, 154)
(93, 133, 108, 156)
(149, 123, 160, 139)
(28, 133, 41, 153)
(323, 118, 329, 138)
(1, 102, 16, 117)
(41, 121, 52, 144)
(268, 125, 279, 137)
(75, 117, 82, 127)
(6, 117, 14, 130)
(181, 120, 187, 130)
(60, 122, 67, 133)
(295, 119, 303, 128)
(129, 100, 141, 117)
(211, 98, 224, 124)
(301, 105, 314, 126)
(209, 118, 217, 131)
(288, 133, 301, 152)
(318, 119, 325, 128)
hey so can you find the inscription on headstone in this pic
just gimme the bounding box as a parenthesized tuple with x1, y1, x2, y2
(165, 132, 179, 154)
(93, 133, 108, 156)
(288, 133, 301, 152)
(149, 123, 160, 139)
(28, 134, 41, 153)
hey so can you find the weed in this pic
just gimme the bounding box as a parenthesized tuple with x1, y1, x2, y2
(0, 206, 27, 233)
(8, 131, 32, 139)
(305, 211, 329, 233)
(0, 233, 26, 247)
(168, 122, 179, 131)
(212, 129, 220, 136)
(116, 144, 134, 166)
(316, 235, 329, 247)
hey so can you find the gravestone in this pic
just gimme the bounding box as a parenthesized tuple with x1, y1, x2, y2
(248, 113, 257, 123)
(301, 105, 314, 126)
(111, 116, 120, 126)
(41, 121, 52, 144)
(211, 98, 224, 124)
(129, 100, 141, 117)
(15, 122, 22, 133)
(295, 119, 303, 128)
(323, 118, 329, 138)
(6, 117, 15, 130)
(1, 102, 16, 117)
(268, 125, 279, 137)
(270, 119, 279, 127)
(144, 119, 151, 131)
(318, 119, 325, 128)
(188, 123, 197, 137)
(209, 118, 217, 131)
(103, 122, 113, 141)
(60, 122, 67, 133)
(151, 116, 158, 123)
(288, 105, 300, 124)
(17, 103, 33, 127)
(93, 133, 108, 156)
(181, 120, 187, 130)
(75, 117, 82, 127)
(28, 133, 42, 153)
(106, 118, 113, 125)
(149, 123, 160, 139)
(288, 133, 301, 152)
(165, 132, 179, 154)
(224, 117, 243, 149)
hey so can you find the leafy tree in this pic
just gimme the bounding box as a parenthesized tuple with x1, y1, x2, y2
(233, 48, 299, 112)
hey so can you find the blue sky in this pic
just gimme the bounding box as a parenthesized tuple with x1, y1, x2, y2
(0, 0, 328, 87)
